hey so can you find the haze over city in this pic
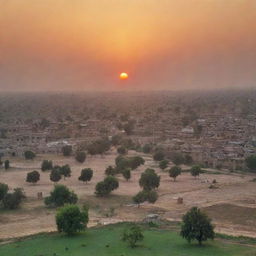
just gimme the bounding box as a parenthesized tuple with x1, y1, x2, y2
(1, 0, 256, 91)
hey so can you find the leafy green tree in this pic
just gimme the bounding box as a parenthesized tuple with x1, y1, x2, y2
(0, 183, 9, 200)
(180, 207, 215, 245)
(24, 150, 36, 160)
(190, 165, 201, 178)
(122, 168, 131, 181)
(153, 151, 165, 161)
(75, 151, 86, 163)
(50, 169, 62, 183)
(62, 145, 72, 156)
(95, 176, 119, 197)
(26, 170, 40, 184)
(104, 175, 119, 191)
(169, 166, 182, 181)
(115, 155, 130, 171)
(139, 169, 160, 191)
(245, 155, 256, 172)
(122, 225, 144, 248)
(105, 165, 116, 176)
(56, 204, 89, 235)
(87, 138, 111, 155)
(44, 185, 78, 207)
(78, 168, 93, 183)
(41, 160, 53, 171)
(159, 159, 169, 170)
(172, 153, 185, 165)
(60, 164, 71, 180)
(147, 190, 158, 203)
(133, 191, 147, 207)
(2, 188, 25, 210)
(4, 160, 10, 170)
(129, 156, 145, 170)
(117, 146, 127, 155)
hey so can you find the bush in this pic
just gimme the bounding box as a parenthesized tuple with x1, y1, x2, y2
(142, 144, 151, 154)
(117, 146, 127, 155)
(95, 176, 119, 197)
(50, 168, 62, 183)
(56, 204, 89, 235)
(133, 191, 147, 207)
(245, 155, 256, 172)
(4, 160, 10, 170)
(24, 150, 36, 160)
(180, 207, 215, 245)
(147, 190, 158, 203)
(2, 188, 25, 210)
(60, 164, 71, 180)
(26, 170, 40, 184)
(78, 168, 93, 183)
(105, 166, 116, 176)
(62, 145, 72, 156)
(44, 184, 78, 207)
(171, 153, 185, 165)
(0, 183, 9, 200)
(190, 165, 201, 178)
(75, 151, 86, 163)
(122, 225, 144, 248)
(41, 160, 53, 171)
(153, 151, 165, 161)
(159, 159, 169, 170)
(122, 168, 131, 181)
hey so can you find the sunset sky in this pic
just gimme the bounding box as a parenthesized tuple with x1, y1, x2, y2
(1, 0, 256, 91)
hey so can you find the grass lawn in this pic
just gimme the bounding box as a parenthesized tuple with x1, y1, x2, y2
(0, 223, 255, 256)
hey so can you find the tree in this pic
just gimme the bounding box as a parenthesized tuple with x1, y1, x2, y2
(117, 146, 127, 155)
(0, 183, 9, 200)
(139, 169, 160, 191)
(122, 168, 131, 181)
(105, 165, 116, 176)
(75, 151, 86, 163)
(41, 160, 53, 171)
(44, 185, 78, 207)
(190, 165, 201, 178)
(60, 164, 71, 180)
(50, 169, 62, 183)
(245, 155, 256, 172)
(172, 153, 185, 165)
(95, 176, 119, 197)
(78, 168, 93, 183)
(115, 156, 130, 171)
(184, 154, 193, 165)
(153, 151, 165, 161)
(56, 204, 89, 235)
(159, 160, 169, 170)
(24, 150, 36, 160)
(129, 156, 145, 170)
(87, 138, 111, 155)
(147, 190, 158, 203)
(180, 207, 215, 245)
(62, 145, 72, 156)
(2, 188, 25, 210)
(4, 160, 10, 170)
(122, 225, 144, 248)
(26, 170, 40, 184)
(169, 166, 182, 181)
(133, 191, 147, 207)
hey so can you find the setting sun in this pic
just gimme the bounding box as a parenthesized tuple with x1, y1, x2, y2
(120, 72, 128, 80)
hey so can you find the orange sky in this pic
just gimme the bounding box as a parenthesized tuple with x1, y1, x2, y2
(0, 0, 256, 91)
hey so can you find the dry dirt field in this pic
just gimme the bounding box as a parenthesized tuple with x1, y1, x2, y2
(0, 149, 256, 240)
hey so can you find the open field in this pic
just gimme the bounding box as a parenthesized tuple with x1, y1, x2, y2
(1, 223, 256, 256)
(1, 149, 256, 240)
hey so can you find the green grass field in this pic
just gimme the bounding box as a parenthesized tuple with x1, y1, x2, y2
(0, 223, 255, 256)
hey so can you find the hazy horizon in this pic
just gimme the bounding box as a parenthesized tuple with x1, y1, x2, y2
(1, 0, 256, 91)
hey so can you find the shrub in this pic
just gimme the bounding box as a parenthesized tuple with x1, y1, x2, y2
(56, 204, 89, 235)
(75, 151, 86, 163)
(60, 164, 71, 180)
(41, 160, 53, 171)
(0, 183, 9, 200)
(50, 168, 62, 183)
(4, 160, 10, 170)
(245, 155, 256, 172)
(169, 166, 182, 181)
(133, 191, 147, 207)
(122, 225, 144, 248)
(153, 151, 165, 161)
(2, 188, 25, 210)
(24, 150, 36, 160)
(95, 176, 119, 197)
(78, 168, 93, 183)
(44, 185, 78, 207)
(117, 146, 127, 155)
(190, 165, 201, 178)
(147, 190, 158, 203)
(105, 166, 116, 176)
(159, 159, 169, 170)
(26, 170, 40, 184)
(122, 168, 131, 181)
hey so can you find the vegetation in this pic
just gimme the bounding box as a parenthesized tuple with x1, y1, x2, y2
(41, 160, 53, 171)
(169, 166, 182, 181)
(159, 159, 169, 170)
(44, 184, 78, 207)
(190, 165, 202, 178)
(122, 224, 144, 248)
(50, 168, 62, 183)
(142, 144, 152, 153)
(4, 160, 10, 170)
(0, 183, 9, 200)
(62, 145, 73, 156)
(95, 176, 119, 197)
(122, 168, 131, 181)
(133, 190, 158, 206)
(245, 155, 256, 172)
(0, 223, 254, 256)
(78, 168, 93, 183)
(26, 170, 40, 184)
(105, 165, 116, 176)
(60, 164, 71, 179)
(24, 150, 36, 160)
(56, 204, 89, 235)
(117, 146, 127, 155)
(87, 138, 111, 155)
(139, 168, 160, 191)
(171, 153, 185, 165)
(75, 151, 86, 163)
(181, 207, 215, 245)
(2, 188, 25, 210)
(153, 151, 165, 161)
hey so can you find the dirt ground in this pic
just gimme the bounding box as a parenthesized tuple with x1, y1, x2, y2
(0, 149, 256, 240)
